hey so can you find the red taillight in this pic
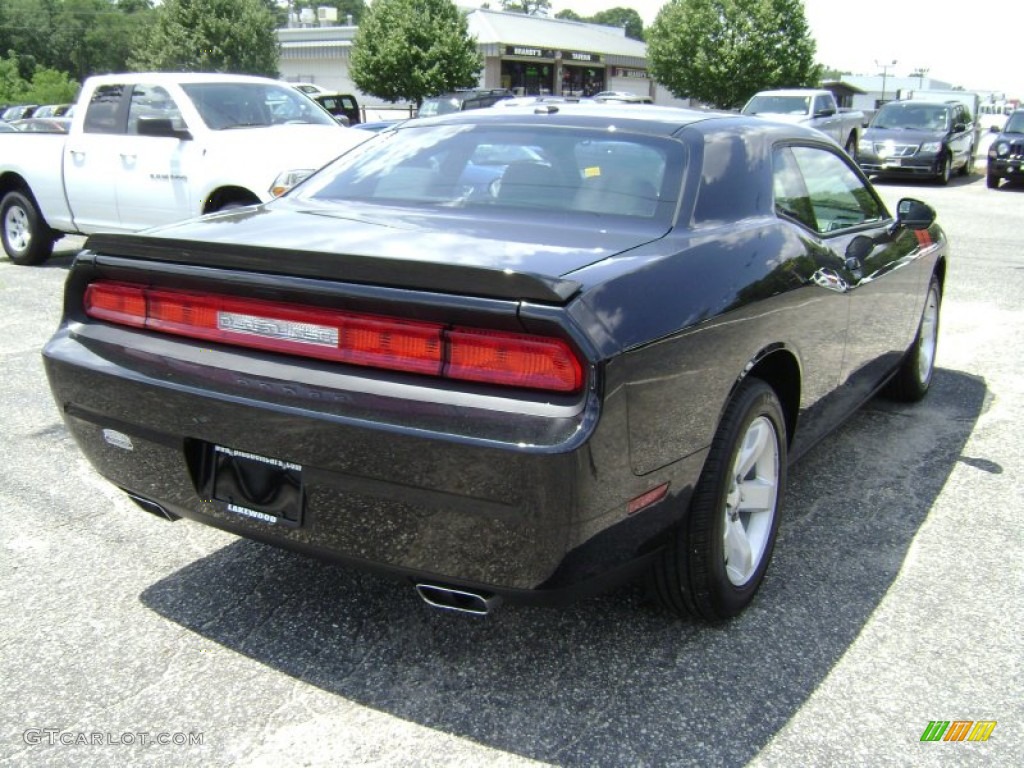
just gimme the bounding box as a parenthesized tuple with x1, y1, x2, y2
(83, 281, 583, 392)
(83, 282, 146, 328)
(447, 327, 583, 393)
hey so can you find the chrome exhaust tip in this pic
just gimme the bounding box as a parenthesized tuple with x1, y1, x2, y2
(125, 492, 180, 522)
(415, 583, 502, 616)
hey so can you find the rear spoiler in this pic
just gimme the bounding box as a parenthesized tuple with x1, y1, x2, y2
(83, 233, 582, 305)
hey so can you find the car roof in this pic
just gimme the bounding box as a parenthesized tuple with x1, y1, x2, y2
(751, 89, 824, 96)
(412, 102, 783, 139)
(84, 72, 285, 87)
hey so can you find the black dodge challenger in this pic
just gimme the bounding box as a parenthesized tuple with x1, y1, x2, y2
(43, 104, 946, 621)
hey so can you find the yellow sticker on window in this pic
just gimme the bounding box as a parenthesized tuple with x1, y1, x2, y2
(583, 166, 602, 178)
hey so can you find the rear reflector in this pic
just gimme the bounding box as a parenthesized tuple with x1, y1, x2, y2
(83, 281, 583, 392)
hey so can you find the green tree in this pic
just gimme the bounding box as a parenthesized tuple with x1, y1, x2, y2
(0, 1, 153, 82)
(590, 7, 644, 40)
(0, 53, 79, 103)
(129, 0, 280, 76)
(349, 0, 480, 106)
(553, 9, 583, 20)
(500, 0, 551, 14)
(24, 66, 80, 103)
(647, 0, 820, 109)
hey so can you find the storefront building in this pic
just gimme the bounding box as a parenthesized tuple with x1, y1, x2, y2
(278, 9, 678, 107)
(470, 10, 651, 98)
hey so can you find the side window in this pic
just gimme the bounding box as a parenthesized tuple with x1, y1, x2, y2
(772, 147, 817, 231)
(127, 84, 186, 135)
(813, 95, 829, 114)
(83, 85, 125, 134)
(789, 146, 884, 234)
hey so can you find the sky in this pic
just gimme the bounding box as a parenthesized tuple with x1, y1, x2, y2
(470, 1, 1024, 99)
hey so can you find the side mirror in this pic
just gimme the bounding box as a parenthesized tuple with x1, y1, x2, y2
(814, 108, 837, 118)
(990, 124, 1000, 133)
(896, 198, 936, 231)
(953, 122, 967, 133)
(136, 116, 192, 140)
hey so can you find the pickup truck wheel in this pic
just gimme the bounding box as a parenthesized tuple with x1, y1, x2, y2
(649, 378, 786, 621)
(1, 191, 54, 266)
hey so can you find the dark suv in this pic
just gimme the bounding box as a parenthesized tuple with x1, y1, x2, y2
(856, 100, 977, 184)
(986, 109, 1024, 189)
(418, 88, 514, 118)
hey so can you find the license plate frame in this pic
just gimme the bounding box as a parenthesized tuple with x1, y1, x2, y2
(204, 444, 305, 527)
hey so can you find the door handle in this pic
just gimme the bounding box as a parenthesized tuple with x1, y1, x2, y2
(120, 153, 137, 163)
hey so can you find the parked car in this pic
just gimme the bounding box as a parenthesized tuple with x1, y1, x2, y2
(31, 104, 73, 118)
(856, 100, 976, 184)
(289, 82, 334, 96)
(593, 93, 653, 105)
(312, 93, 361, 126)
(43, 105, 946, 622)
(0, 72, 368, 265)
(985, 109, 1024, 189)
(1, 105, 38, 121)
(742, 89, 864, 155)
(417, 88, 514, 117)
(352, 120, 406, 132)
(10, 117, 71, 133)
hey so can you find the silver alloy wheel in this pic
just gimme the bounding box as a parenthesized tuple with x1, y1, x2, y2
(4, 204, 30, 253)
(723, 415, 780, 586)
(916, 284, 940, 384)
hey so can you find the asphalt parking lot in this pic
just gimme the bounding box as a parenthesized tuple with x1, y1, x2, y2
(1, 169, 1021, 767)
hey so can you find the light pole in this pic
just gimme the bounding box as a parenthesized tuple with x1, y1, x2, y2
(913, 68, 930, 90)
(875, 59, 897, 106)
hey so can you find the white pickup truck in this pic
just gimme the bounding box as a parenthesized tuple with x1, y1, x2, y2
(0, 72, 368, 265)
(741, 88, 865, 155)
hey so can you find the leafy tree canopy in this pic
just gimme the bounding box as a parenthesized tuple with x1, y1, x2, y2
(552, 6, 644, 40)
(0, 0, 155, 83)
(349, 0, 481, 105)
(647, 0, 820, 109)
(129, 0, 279, 76)
(500, 0, 551, 14)
(0, 53, 80, 104)
(590, 8, 644, 40)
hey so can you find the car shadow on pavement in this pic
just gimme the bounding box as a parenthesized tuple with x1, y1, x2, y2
(140, 368, 987, 767)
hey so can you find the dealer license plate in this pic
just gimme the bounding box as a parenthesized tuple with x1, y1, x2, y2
(207, 444, 304, 527)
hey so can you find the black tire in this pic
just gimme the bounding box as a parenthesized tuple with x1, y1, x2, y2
(936, 153, 952, 185)
(987, 171, 1000, 189)
(958, 145, 974, 176)
(650, 378, 786, 621)
(1, 190, 54, 266)
(884, 276, 941, 402)
(845, 132, 857, 159)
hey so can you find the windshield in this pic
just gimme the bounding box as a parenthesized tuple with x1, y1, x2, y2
(294, 123, 683, 223)
(872, 104, 950, 131)
(181, 82, 337, 129)
(742, 95, 811, 115)
(1003, 112, 1024, 133)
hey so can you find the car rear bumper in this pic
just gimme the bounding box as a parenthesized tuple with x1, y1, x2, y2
(43, 325, 698, 601)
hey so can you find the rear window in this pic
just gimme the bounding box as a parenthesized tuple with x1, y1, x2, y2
(296, 123, 683, 222)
